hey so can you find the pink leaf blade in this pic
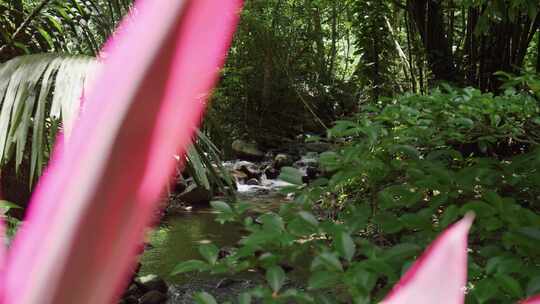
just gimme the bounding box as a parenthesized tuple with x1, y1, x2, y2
(522, 295, 540, 304)
(4, 1, 242, 304)
(0, 216, 5, 300)
(382, 214, 474, 304)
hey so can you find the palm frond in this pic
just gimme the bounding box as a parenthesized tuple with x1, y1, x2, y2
(185, 130, 236, 195)
(0, 53, 95, 185)
(0, 53, 233, 193)
(0, 0, 133, 58)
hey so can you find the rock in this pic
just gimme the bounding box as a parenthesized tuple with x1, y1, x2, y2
(232, 139, 264, 160)
(273, 153, 293, 169)
(233, 161, 261, 179)
(230, 169, 248, 182)
(218, 247, 234, 259)
(174, 179, 187, 193)
(294, 153, 319, 169)
(216, 278, 240, 289)
(136, 274, 168, 294)
(123, 283, 142, 298)
(122, 295, 139, 304)
(305, 166, 320, 180)
(139, 290, 167, 304)
(305, 142, 331, 153)
(263, 166, 279, 179)
(177, 184, 212, 205)
(246, 178, 260, 186)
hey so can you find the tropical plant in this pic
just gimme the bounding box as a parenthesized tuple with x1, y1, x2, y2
(175, 83, 540, 303)
(0, 0, 132, 60)
(1, 1, 241, 303)
(0, 52, 234, 209)
(0, 53, 95, 185)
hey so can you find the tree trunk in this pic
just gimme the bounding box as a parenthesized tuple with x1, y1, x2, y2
(408, 0, 458, 84)
(536, 30, 540, 73)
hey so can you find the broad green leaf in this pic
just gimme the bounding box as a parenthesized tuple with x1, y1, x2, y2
(171, 260, 208, 275)
(238, 293, 252, 304)
(335, 232, 356, 262)
(312, 252, 343, 272)
(374, 212, 403, 234)
(298, 211, 319, 227)
(211, 201, 233, 214)
(527, 276, 540, 296)
(199, 243, 219, 265)
(194, 292, 218, 304)
(308, 271, 340, 290)
(279, 167, 304, 185)
(495, 274, 523, 298)
(266, 266, 286, 293)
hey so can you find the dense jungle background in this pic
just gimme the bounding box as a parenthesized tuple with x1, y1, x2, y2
(1, 0, 540, 303)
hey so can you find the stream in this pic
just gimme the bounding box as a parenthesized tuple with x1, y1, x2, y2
(139, 174, 293, 303)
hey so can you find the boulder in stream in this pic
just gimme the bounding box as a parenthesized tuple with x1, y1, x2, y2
(136, 274, 169, 294)
(176, 183, 212, 205)
(139, 290, 168, 304)
(273, 153, 293, 169)
(305, 141, 331, 153)
(233, 161, 262, 179)
(231, 139, 264, 160)
(263, 165, 279, 179)
(246, 178, 260, 186)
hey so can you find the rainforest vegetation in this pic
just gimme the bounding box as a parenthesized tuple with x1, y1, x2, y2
(1, 0, 540, 303)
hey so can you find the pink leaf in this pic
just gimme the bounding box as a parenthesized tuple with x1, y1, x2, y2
(522, 295, 540, 304)
(382, 214, 474, 304)
(4, 1, 242, 304)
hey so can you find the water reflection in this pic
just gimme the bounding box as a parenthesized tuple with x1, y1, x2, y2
(140, 209, 242, 284)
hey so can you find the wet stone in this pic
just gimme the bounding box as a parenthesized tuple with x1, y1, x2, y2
(136, 274, 168, 294)
(139, 290, 168, 304)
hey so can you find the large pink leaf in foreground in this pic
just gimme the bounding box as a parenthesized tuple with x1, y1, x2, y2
(382, 214, 474, 304)
(3, 1, 242, 303)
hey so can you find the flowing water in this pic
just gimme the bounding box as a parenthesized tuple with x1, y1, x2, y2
(139, 177, 292, 303)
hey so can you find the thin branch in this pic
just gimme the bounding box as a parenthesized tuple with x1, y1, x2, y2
(391, 0, 407, 10)
(0, 0, 52, 53)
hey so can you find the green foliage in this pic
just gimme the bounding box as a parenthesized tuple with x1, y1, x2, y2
(0, 54, 233, 194)
(0, 200, 22, 237)
(207, 0, 359, 149)
(0, 0, 132, 58)
(0, 54, 95, 185)
(174, 85, 540, 303)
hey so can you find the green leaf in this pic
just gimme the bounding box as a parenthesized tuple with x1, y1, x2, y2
(199, 243, 219, 265)
(279, 167, 304, 185)
(382, 243, 421, 262)
(474, 278, 499, 303)
(266, 266, 286, 293)
(259, 213, 285, 232)
(0, 200, 21, 213)
(495, 274, 523, 298)
(298, 211, 319, 227)
(308, 271, 340, 290)
(455, 117, 474, 128)
(171, 260, 208, 275)
(194, 292, 218, 304)
(374, 212, 403, 234)
(389, 144, 420, 160)
(335, 232, 356, 262)
(440, 205, 459, 228)
(312, 252, 343, 272)
(527, 276, 540, 296)
(211, 201, 233, 214)
(238, 293, 252, 304)
(460, 200, 495, 217)
(319, 151, 340, 171)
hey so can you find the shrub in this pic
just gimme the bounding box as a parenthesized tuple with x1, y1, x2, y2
(175, 85, 540, 304)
